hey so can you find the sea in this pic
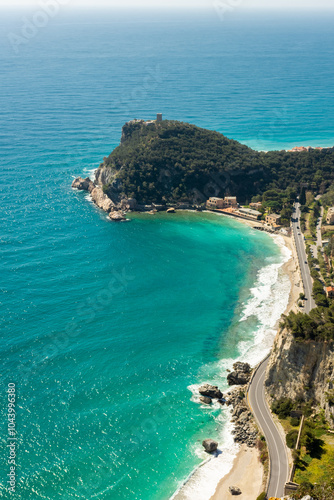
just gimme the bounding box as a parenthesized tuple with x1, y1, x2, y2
(1, 7, 333, 500)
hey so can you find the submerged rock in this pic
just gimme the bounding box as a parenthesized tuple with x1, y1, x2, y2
(202, 439, 218, 453)
(198, 384, 223, 399)
(72, 176, 95, 192)
(199, 396, 212, 405)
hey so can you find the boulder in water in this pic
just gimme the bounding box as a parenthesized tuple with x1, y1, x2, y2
(199, 396, 212, 405)
(198, 384, 223, 399)
(202, 439, 218, 453)
(227, 362, 252, 386)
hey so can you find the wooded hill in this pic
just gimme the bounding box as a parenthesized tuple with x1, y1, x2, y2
(98, 119, 334, 204)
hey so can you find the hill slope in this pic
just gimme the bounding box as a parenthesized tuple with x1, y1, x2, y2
(95, 119, 334, 205)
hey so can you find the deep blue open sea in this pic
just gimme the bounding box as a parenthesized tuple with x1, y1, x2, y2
(0, 8, 333, 499)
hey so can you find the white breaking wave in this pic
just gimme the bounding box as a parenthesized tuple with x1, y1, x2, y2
(236, 234, 291, 367)
(82, 167, 97, 182)
(170, 414, 238, 500)
(170, 234, 292, 500)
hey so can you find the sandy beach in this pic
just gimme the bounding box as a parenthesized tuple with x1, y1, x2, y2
(210, 445, 264, 500)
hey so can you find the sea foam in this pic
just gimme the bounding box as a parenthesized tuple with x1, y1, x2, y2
(170, 234, 292, 500)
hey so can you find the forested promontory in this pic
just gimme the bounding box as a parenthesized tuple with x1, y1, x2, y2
(95, 119, 334, 205)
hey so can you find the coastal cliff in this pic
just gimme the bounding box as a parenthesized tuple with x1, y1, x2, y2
(265, 328, 334, 426)
(71, 177, 127, 221)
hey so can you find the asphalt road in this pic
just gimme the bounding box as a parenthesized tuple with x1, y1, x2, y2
(291, 202, 316, 313)
(248, 357, 290, 499)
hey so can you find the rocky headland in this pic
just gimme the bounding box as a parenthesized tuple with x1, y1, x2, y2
(72, 176, 127, 221)
(83, 118, 334, 211)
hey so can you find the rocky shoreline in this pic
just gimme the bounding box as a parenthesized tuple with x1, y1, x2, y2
(198, 362, 258, 453)
(72, 177, 128, 221)
(71, 175, 202, 220)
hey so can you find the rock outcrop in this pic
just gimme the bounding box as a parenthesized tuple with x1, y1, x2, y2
(94, 166, 117, 188)
(72, 176, 133, 219)
(227, 362, 252, 386)
(91, 187, 115, 213)
(265, 328, 334, 426)
(109, 211, 126, 222)
(229, 486, 242, 495)
(72, 177, 95, 192)
(202, 439, 218, 453)
(198, 384, 223, 399)
(226, 388, 258, 447)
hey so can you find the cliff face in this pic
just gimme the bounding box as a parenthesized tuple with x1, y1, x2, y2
(265, 328, 334, 426)
(95, 166, 116, 188)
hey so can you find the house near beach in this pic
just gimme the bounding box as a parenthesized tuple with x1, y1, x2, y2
(326, 207, 334, 225)
(206, 197, 226, 209)
(250, 202, 262, 210)
(237, 207, 262, 220)
(224, 196, 238, 208)
(265, 213, 282, 226)
(206, 196, 238, 210)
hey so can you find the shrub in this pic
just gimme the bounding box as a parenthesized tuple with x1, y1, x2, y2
(281, 302, 334, 342)
(256, 493, 266, 500)
(326, 390, 334, 406)
(291, 416, 300, 427)
(272, 398, 294, 419)
(302, 401, 313, 417)
(286, 429, 299, 449)
(292, 448, 301, 465)
(257, 437, 268, 465)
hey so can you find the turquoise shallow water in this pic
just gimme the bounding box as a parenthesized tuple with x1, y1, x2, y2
(0, 8, 333, 499)
(1, 203, 283, 499)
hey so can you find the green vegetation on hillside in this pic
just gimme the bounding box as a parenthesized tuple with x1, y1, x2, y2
(100, 120, 334, 204)
(271, 406, 333, 500)
(292, 426, 334, 500)
(322, 184, 334, 208)
(280, 304, 334, 341)
(251, 188, 296, 225)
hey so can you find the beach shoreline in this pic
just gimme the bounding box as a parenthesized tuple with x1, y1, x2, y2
(210, 445, 264, 500)
(171, 217, 299, 500)
(209, 230, 300, 500)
